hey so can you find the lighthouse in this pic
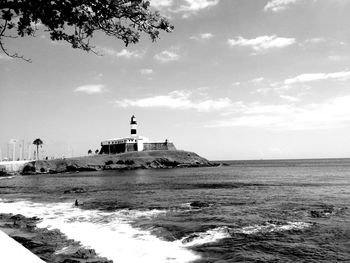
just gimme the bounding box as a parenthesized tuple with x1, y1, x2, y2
(100, 115, 176, 154)
(130, 115, 137, 137)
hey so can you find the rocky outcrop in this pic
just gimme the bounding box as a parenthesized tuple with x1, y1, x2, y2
(22, 150, 216, 175)
(189, 201, 211, 209)
(0, 213, 112, 263)
(0, 165, 10, 176)
(310, 205, 348, 218)
(63, 188, 86, 194)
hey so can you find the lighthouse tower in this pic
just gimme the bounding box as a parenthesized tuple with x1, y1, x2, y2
(130, 115, 137, 137)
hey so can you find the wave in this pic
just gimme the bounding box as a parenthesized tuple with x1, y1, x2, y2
(234, 221, 313, 235)
(180, 221, 313, 247)
(0, 176, 15, 180)
(0, 198, 315, 262)
(0, 198, 199, 263)
(181, 226, 231, 247)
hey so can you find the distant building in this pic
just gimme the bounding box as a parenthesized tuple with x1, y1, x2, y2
(100, 115, 176, 154)
(4, 139, 32, 161)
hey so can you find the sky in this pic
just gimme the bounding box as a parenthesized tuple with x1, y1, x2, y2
(1, 0, 350, 160)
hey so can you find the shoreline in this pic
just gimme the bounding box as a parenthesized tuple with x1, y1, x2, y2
(0, 212, 112, 263)
(0, 229, 45, 263)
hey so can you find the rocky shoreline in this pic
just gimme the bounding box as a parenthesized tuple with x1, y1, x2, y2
(22, 150, 217, 175)
(0, 213, 112, 263)
(0, 166, 10, 177)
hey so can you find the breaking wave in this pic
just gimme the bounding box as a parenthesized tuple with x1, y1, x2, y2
(0, 198, 199, 263)
(234, 221, 314, 235)
(0, 176, 15, 180)
(181, 226, 231, 247)
(0, 197, 315, 262)
(180, 221, 313, 247)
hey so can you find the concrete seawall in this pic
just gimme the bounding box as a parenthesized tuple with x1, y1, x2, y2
(0, 160, 33, 173)
(0, 230, 45, 263)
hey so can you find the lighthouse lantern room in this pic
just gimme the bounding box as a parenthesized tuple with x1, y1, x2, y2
(130, 115, 137, 137)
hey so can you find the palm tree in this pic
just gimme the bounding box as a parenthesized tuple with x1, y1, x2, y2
(33, 138, 43, 160)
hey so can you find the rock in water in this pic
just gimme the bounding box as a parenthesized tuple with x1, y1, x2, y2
(190, 201, 210, 208)
(63, 188, 86, 194)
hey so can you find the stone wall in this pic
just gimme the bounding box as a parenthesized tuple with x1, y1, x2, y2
(100, 142, 176, 154)
(0, 160, 32, 173)
(143, 142, 176, 151)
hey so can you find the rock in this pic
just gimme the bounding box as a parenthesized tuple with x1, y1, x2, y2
(21, 150, 213, 174)
(67, 164, 100, 172)
(181, 234, 200, 244)
(26, 222, 36, 230)
(72, 248, 97, 259)
(190, 201, 210, 209)
(62, 259, 81, 263)
(310, 206, 348, 218)
(103, 164, 128, 170)
(149, 227, 177, 241)
(64, 188, 86, 194)
(310, 206, 335, 218)
(0, 213, 113, 263)
(124, 159, 135, 165)
(12, 235, 45, 248)
(11, 214, 26, 221)
(22, 163, 36, 175)
(0, 165, 10, 176)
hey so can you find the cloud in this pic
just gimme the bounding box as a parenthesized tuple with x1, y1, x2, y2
(251, 77, 264, 84)
(150, 0, 173, 8)
(178, 0, 220, 12)
(112, 90, 232, 112)
(253, 87, 272, 94)
(280, 95, 300, 102)
(150, 0, 220, 16)
(206, 95, 350, 131)
(140, 69, 153, 75)
(74, 84, 106, 94)
(98, 47, 143, 59)
(264, 0, 300, 12)
(228, 35, 296, 52)
(305, 38, 326, 44)
(284, 71, 350, 85)
(154, 49, 180, 62)
(190, 32, 214, 40)
(328, 55, 344, 61)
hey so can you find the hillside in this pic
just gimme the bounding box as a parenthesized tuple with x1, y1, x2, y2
(22, 150, 215, 175)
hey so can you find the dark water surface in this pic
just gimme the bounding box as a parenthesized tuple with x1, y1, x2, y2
(1, 158, 350, 262)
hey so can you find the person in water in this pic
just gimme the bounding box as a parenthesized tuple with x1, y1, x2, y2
(75, 199, 79, 206)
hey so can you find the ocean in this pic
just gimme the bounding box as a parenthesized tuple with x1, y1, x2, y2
(1, 158, 350, 262)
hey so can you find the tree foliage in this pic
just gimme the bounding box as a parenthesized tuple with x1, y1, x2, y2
(0, 0, 173, 61)
(33, 138, 43, 160)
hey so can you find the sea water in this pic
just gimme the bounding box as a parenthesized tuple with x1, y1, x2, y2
(0, 158, 350, 262)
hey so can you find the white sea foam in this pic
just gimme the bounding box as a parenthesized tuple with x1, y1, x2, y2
(0, 199, 200, 263)
(180, 221, 312, 246)
(0, 176, 15, 180)
(235, 221, 313, 235)
(181, 226, 231, 247)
